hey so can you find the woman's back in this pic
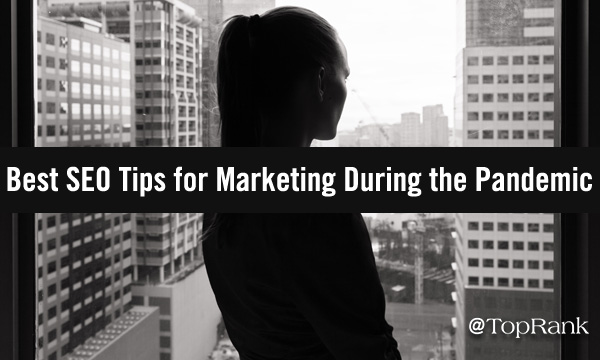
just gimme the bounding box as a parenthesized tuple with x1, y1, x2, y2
(203, 214, 401, 360)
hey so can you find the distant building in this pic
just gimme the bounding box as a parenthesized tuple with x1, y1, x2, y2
(422, 105, 449, 147)
(392, 112, 421, 147)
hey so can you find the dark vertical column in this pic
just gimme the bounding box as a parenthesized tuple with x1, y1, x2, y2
(559, 0, 595, 359)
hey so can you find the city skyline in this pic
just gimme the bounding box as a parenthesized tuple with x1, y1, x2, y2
(277, 0, 457, 132)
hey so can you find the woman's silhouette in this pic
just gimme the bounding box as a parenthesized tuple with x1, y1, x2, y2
(203, 7, 402, 360)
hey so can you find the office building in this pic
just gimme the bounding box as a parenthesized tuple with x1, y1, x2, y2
(392, 112, 421, 147)
(36, 15, 133, 147)
(36, 212, 136, 360)
(454, 214, 555, 360)
(422, 105, 449, 147)
(456, 0, 555, 148)
(454, 1, 556, 359)
(43, 2, 221, 360)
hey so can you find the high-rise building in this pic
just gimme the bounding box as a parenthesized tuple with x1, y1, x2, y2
(453, 214, 555, 360)
(36, 13, 152, 360)
(43, 2, 222, 360)
(422, 105, 449, 147)
(35, 212, 145, 360)
(36, 15, 133, 147)
(392, 112, 422, 147)
(454, 1, 556, 359)
(456, 0, 555, 148)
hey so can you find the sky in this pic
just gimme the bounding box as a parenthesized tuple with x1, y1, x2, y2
(275, 0, 458, 131)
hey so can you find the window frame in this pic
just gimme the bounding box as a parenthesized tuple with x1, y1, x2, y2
(3, 1, 596, 360)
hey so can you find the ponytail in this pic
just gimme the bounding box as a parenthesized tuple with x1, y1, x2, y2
(217, 7, 340, 147)
(217, 15, 263, 147)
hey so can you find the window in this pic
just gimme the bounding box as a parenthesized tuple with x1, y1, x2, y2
(483, 259, 494, 268)
(497, 56, 508, 65)
(71, 60, 80, 73)
(528, 93, 539, 102)
(528, 242, 540, 251)
(498, 259, 509, 268)
(543, 111, 554, 121)
(512, 130, 524, 139)
(513, 241, 524, 250)
(513, 112, 524, 121)
(483, 240, 494, 249)
(544, 223, 554, 232)
(513, 223, 524, 232)
(498, 74, 509, 84)
(543, 280, 554, 289)
(498, 130, 509, 139)
(483, 277, 494, 286)
(513, 260, 524, 269)
(46, 56, 55, 68)
(482, 130, 493, 139)
(544, 261, 554, 270)
(528, 279, 539, 288)
(528, 130, 540, 140)
(528, 111, 540, 121)
(498, 112, 509, 121)
(544, 93, 554, 102)
(468, 277, 479, 286)
(467, 75, 478, 84)
(513, 278, 524, 288)
(497, 93, 508, 102)
(513, 56, 524, 65)
(528, 260, 539, 269)
(71, 38, 80, 51)
(46, 33, 55, 46)
(482, 112, 493, 121)
(482, 56, 493, 65)
(467, 112, 478, 121)
(468, 240, 479, 249)
(467, 131, 479, 139)
(482, 75, 493, 84)
(482, 94, 494, 102)
(467, 94, 478, 102)
(528, 74, 539, 83)
(46, 79, 55, 91)
(544, 242, 554, 251)
(482, 222, 494, 231)
(528, 55, 539, 65)
(498, 278, 509, 287)
(468, 258, 479, 267)
(513, 93, 524, 102)
(543, 55, 554, 65)
(544, 74, 554, 83)
(498, 222, 509, 231)
(46, 103, 56, 115)
(528, 223, 540, 232)
(498, 240, 509, 249)
(467, 222, 479, 230)
(513, 74, 524, 83)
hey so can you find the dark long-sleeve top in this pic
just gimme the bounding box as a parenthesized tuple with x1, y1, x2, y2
(202, 213, 401, 360)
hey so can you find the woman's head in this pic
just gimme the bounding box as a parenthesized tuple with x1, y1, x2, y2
(217, 6, 350, 147)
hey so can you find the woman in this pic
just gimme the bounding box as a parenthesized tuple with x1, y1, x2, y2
(203, 7, 401, 360)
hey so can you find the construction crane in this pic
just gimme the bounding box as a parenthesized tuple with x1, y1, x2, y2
(350, 89, 391, 147)
(407, 213, 428, 305)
